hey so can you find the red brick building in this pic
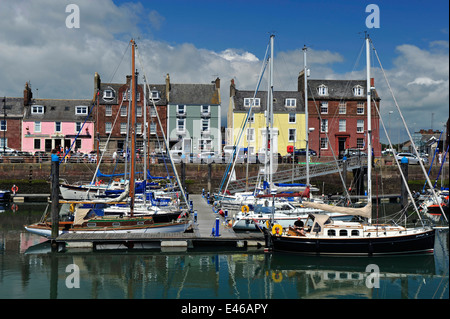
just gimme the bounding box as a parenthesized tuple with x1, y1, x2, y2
(298, 72, 381, 158)
(1, 96, 23, 152)
(94, 72, 168, 154)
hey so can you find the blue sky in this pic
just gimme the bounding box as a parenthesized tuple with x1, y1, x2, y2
(0, 0, 448, 143)
(115, 0, 449, 70)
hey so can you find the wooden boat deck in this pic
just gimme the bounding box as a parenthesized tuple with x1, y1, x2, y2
(55, 194, 265, 249)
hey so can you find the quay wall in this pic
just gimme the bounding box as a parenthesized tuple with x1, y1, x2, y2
(0, 162, 448, 195)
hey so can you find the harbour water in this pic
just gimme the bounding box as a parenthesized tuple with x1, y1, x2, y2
(0, 202, 448, 302)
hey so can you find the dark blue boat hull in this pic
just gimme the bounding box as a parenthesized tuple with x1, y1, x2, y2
(271, 229, 436, 256)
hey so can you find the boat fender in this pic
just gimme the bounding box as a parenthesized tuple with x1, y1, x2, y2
(272, 271, 283, 283)
(11, 185, 19, 194)
(69, 203, 75, 213)
(241, 205, 249, 213)
(271, 224, 283, 235)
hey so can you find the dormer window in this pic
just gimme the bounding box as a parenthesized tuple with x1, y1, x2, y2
(122, 89, 140, 101)
(317, 84, 328, 96)
(103, 89, 115, 101)
(75, 106, 88, 115)
(31, 105, 44, 114)
(353, 85, 364, 97)
(285, 98, 296, 107)
(150, 90, 160, 101)
(244, 98, 260, 107)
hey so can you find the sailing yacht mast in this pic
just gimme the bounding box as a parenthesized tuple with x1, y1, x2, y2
(129, 39, 137, 216)
(266, 34, 274, 194)
(303, 45, 309, 188)
(366, 34, 372, 224)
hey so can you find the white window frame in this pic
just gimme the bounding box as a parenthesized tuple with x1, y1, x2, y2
(288, 128, 296, 143)
(201, 105, 210, 114)
(357, 138, 365, 149)
(320, 102, 328, 114)
(177, 105, 186, 115)
(357, 119, 364, 133)
(247, 128, 255, 142)
(339, 102, 346, 114)
(288, 113, 296, 123)
(244, 98, 260, 107)
(201, 118, 210, 133)
(353, 85, 364, 97)
(357, 102, 365, 114)
(137, 106, 142, 117)
(123, 89, 140, 101)
(321, 119, 328, 133)
(34, 121, 41, 132)
(318, 85, 328, 96)
(0, 120, 6, 131)
(75, 106, 88, 115)
(177, 118, 186, 133)
(120, 123, 127, 134)
(105, 122, 112, 134)
(285, 98, 296, 107)
(339, 119, 346, 132)
(105, 105, 112, 116)
(31, 105, 44, 114)
(199, 139, 212, 152)
(320, 137, 328, 150)
(120, 105, 127, 117)
(55, 121, 62, 132)
(103, 89, 114, 101)
(150, 122, 157, 134)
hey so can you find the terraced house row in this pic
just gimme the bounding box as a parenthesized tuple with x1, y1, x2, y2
(1, 73, 222, 156)
(1, 69, 382, 158)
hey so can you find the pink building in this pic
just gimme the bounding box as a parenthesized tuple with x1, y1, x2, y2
(21, 86, 94, 154)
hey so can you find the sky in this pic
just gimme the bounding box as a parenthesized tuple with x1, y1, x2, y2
(0, 0, 448, 144)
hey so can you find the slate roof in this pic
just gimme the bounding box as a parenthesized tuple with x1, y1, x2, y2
(23, 98, 94, 121)
(2, 97, 25, 118)
(307, 79, 380, 100)
(233, 89, 304, 113)
(169, 83, 220, 105)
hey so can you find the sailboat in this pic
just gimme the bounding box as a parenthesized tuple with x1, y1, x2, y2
(25, 39, 191, 238)
(268, 35, 436, 256)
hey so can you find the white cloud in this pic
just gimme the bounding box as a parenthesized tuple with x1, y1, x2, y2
(407, 77, 445, 86)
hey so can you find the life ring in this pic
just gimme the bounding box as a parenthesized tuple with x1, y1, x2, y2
(11, 185, 19, 193)
(241, 205, 250, 213)
(272, 271, 283, 283)
(271, 224, 283, 235)
(11, 204, 18, 212)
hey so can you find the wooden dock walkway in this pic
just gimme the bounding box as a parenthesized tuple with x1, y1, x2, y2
(55, 194, 265, 251)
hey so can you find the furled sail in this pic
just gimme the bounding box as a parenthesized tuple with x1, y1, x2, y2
(302, 201, 372, 219)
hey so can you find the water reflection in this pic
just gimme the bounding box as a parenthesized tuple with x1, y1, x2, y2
(0, 203, 449, 299)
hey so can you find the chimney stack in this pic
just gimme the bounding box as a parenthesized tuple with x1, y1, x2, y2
(230, 79, 236, 97)
(23, 82, 32, 106)
(165, 73, 170, 102)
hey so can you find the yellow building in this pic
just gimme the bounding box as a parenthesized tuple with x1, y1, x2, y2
(226, 79, 306, 155)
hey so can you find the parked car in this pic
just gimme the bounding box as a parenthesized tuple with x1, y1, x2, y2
(395, 152, 428, 165)
(297, 148, 317, 156)
(342, 148, 367, 158)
